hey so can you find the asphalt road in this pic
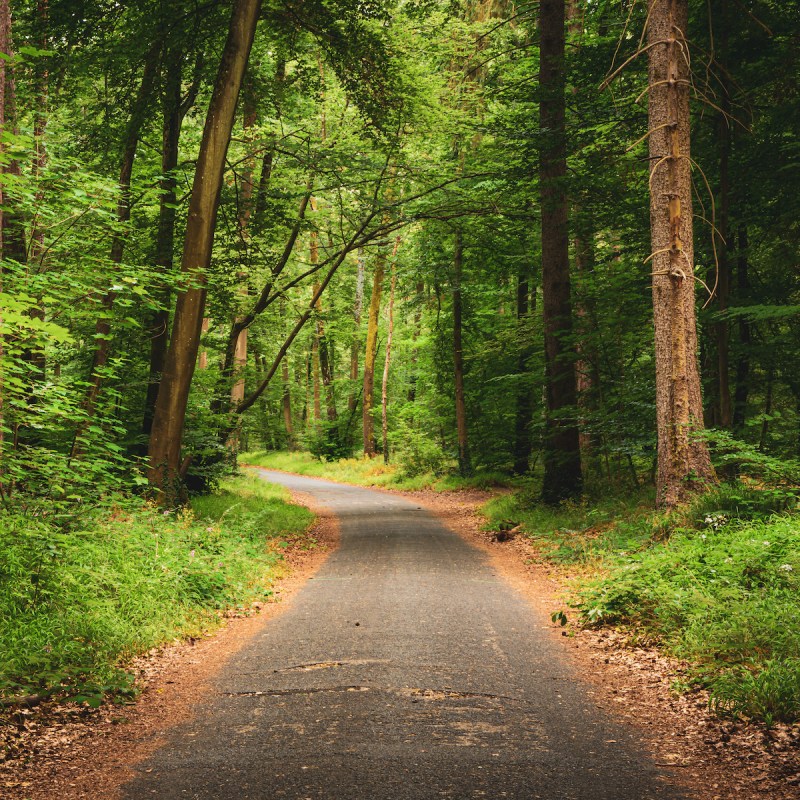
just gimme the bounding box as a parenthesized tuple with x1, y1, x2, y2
(121, 470, 685, 800)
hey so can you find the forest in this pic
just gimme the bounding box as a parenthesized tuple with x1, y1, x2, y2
(1, 0, 800, 755)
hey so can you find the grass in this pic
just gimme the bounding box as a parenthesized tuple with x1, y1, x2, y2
(242, 449, 513, 492)
(0, 473, 313, 706)
(483, 482, 800, 725)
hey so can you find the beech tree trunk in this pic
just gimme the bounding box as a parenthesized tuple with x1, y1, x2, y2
(540, 0, 582, 502)
(647, 0, 715, 507)
(144, 47, 198, 438)
(362, 251, 385, 457)
(148, 0, 262, 499)
(453, 230, 472, 476)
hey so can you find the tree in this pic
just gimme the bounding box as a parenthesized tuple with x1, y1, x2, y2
(647, 0, 715, 506)
(148, 0, 263, 499)
(539, 0, 582, 502)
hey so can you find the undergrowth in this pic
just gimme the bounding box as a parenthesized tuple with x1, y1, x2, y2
(0, 473, 313, 706)
(484, 482, 800, 725)
(242, 450, 512, 492)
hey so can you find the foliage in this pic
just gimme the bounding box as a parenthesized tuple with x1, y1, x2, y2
(484, 482, 800, 724)
(0, 474, 312, 704)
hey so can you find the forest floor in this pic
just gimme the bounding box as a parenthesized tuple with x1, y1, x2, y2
(2, 473, 798, 799)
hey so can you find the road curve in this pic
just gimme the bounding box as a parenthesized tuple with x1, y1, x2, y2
(121, 470, 685, 800)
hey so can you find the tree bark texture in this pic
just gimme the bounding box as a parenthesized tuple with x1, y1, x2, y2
(144, 47, 194, 437)
(539, 0, 582, 502)
(647, 0, 715, 507)
(362, 250, 385, 457)
(148, 0, 262, 498)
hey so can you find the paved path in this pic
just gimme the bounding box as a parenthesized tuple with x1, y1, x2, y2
(121, 471, 685, 800)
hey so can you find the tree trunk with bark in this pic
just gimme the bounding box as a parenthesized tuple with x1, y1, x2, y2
(144, 47, 200, 438)
(148, 0, 262, 500)
(647, 0, 715, 507)
(540, 0, 582, 502)
(362, 251, 385, 457)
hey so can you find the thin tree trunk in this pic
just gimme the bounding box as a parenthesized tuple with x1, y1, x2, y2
(647, 0, 715, 506)
(349, 251, 366, 412)
(148, 0, 263, 499)
(453, 230, 472, 476)
(381, 240, 399, 464)
(363, 251, 385, 457)
(540, 0, 582, 502)
(144, 47, 198, 438)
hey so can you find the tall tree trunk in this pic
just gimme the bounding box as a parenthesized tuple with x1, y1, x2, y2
(647, 0, 715, 507)
(732, 225, 750, 433)
(381, 240, 399, 464)
(349, 251, 366, 412)
(453, 230, 472, 476)
(362, 251, 385, 457)
(144, 47, 197, 438)
(540, 0, 582, 502)
(513, 269, 533, 474)
(148, 0, 262, 499)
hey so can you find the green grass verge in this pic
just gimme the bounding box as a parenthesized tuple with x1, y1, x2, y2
(242, 449, 512, 491)
(0, 473, 313, 706)
(483, 483, 800, 725)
